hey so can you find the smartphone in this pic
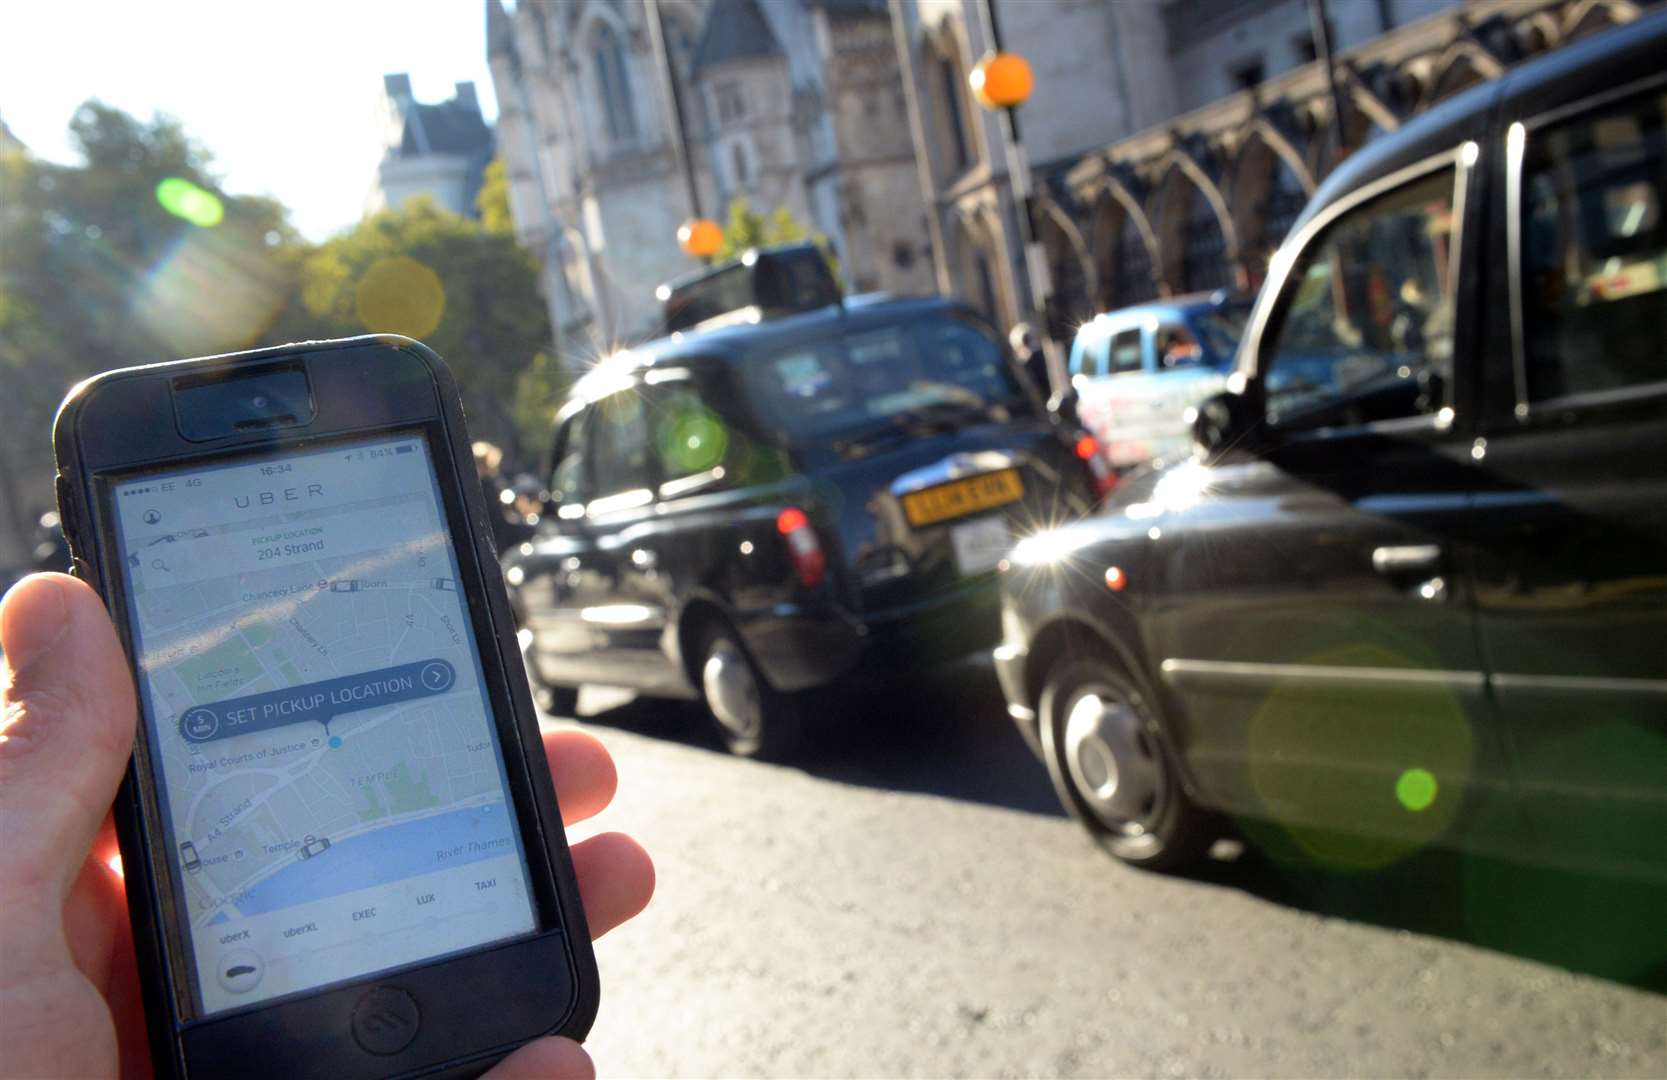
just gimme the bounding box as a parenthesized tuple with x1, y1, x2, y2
(52, 336, 597, 1079)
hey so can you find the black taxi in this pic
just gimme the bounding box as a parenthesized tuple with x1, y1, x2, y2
(994, 12, 1667, 879)
(506, 286, 1110, 756)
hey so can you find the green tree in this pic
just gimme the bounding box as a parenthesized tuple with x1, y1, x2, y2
(267, 196, 554, 465)
(713, 197, 840, 285)
(509, 349, 568, 466)
(0, 101, 298, 564)
(477, 156, 514, 236)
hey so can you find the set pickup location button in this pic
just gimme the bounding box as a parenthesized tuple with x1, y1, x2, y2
(180, 659, 458, 743)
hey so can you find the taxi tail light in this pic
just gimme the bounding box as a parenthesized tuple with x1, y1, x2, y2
(776, 507, 826, 587)
(1074, 432, 1118, 499)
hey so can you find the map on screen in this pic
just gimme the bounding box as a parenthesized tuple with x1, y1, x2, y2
(112, 434, 537, 1015)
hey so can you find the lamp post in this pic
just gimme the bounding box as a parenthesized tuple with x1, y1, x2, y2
(969, 3, 1059, 394)
(1307, 0, 1349, 163)
(647, 0, 722, 261)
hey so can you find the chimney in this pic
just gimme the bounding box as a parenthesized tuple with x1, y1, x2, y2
(455, 81, 479, 114)
(384, 73, 413, 101)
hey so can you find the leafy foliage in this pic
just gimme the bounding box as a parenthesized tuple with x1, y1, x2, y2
(477, 155, 514, 236)
(0, 102, 297, 562)
(266, 196, 554, 462)
(713, 197, 841, 286)
(509, 349, 569, 471)
(0, 105, 557, 566)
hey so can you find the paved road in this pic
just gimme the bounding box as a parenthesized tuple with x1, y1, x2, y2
(552, 664, 1667, 1078)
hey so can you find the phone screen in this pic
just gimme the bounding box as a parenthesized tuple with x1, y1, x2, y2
(109, 433, 538, 1016)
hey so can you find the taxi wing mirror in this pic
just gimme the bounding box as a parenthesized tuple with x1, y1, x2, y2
(1190, 389, 1265, 460)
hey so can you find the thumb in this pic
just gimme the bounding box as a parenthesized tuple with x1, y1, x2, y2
(0, 573, 137, 913)
(482, 1036, 595, 1080)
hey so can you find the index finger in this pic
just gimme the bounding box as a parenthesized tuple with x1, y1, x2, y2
(543, 727, 617, 827)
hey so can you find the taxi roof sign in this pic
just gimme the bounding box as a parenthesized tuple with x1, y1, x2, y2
(659, 243, 840, 334)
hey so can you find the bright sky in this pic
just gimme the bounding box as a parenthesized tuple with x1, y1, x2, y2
(0, 1, 500, 241)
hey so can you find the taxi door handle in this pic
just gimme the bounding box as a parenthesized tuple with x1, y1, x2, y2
(1371, 544, 1442, 576)
(1372, 544, 1447, 603)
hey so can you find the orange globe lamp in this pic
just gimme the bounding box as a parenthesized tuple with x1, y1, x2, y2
(678, 217, 723, 258)
(969, 51, 1033, 110)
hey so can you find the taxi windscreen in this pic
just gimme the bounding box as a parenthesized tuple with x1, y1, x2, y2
(739, 317, 1026, 444)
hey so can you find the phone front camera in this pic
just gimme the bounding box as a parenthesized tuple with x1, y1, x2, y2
(251, 395, 271, 410)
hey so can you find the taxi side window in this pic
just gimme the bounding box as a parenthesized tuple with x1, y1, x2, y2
(1521, 87, 1667, 402)
(650, 382, 733, 497)
(1108, 329, 1143, 374)
(1071, 332, 1110, 378)
(1156, 324, 1204, 369)
(549, 408, 591, 508)
(1261, 167, 1456, 427)
(589, 389, 655, 500)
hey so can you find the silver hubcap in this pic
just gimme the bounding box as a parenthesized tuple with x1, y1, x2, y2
(703, 640, 762, 740)
(1062, 686, 1163, 834)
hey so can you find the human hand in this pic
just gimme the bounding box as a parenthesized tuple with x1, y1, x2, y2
(0, 573, 653, 1079)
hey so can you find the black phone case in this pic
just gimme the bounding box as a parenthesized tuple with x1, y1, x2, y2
(51, 335, 598, 1079)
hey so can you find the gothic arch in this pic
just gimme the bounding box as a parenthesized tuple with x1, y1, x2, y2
(1418, 41, 1504, 111)
(576, 3, 643, 147)
(1513, 11, 1561, 54)
(1347, 72, 1404, 137)
(1229, 124, 1315, 286)
(1087, 178, 1159, 312)
(1038, 201, 1095, 331)
(1560, 0, 1640, 42)
(1152, 150, 1237, 295)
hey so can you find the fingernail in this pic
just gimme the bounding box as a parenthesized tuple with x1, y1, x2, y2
(1, 575, 71, 676)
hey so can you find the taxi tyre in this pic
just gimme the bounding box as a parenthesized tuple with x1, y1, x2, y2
(535, 676, 581, 719)
(512, 596, 580, 717)
(523, 648, 580, 717)
(695, 620, 801, 759)
(1038, 655, 1213, 872)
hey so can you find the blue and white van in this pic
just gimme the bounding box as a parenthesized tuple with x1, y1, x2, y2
(1067, 291, 1251, 469)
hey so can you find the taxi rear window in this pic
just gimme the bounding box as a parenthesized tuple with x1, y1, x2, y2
(741, 317, 1023, 441)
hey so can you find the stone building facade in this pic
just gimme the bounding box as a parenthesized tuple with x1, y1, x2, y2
(486, 0, 936, 359)
(894, 0, 1654, 350)
(892, 0, 1182, 337)
(370, 76, 495, 220)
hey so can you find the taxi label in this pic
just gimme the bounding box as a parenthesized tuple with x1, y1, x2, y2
(902, 469, 1024, 527)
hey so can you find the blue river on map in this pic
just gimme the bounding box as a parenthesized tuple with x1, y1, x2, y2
(234, 803, 514, 917)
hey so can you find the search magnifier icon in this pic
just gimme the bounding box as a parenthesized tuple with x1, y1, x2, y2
(152, 558, 170, 573)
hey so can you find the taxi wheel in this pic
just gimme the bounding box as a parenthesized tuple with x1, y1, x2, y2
(537, 679, 580, 719)
(1039, 656, 1212, 872)
(696, 623, 797, 759)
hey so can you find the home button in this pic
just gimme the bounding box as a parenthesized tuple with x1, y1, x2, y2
(351, 986, 421, 1055)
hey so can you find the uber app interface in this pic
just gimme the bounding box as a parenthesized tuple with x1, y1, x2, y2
(113, 435, 537, 1015)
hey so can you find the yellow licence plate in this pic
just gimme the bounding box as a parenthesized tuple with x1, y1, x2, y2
(902, 469, 1024, 527)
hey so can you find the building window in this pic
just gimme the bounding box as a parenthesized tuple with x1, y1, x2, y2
(974, 250, 1003, 320)
(936, 53, 972, 173)
(594, 24, 637, 143)
(731, 142, 751, 187)
(715, 82, 746, 124)
(1231, 59, 1265, 92)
